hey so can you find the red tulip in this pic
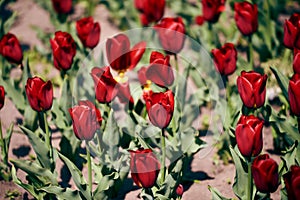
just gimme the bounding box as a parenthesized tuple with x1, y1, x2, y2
(0, 33, 23, 64)
(235, 115, 263, 157)
(116, 81, 134, 105)
(284, 165, 300, 200)
(50, 31, 76, 71)
(237, 71, 268, 108)
(234, 1, 258, 36)
(283, 13, 300, 49)
(155, 17, 186, 54)
(25, 77, 53, 112)
(0, 86, 5, 110)
(69, 100, 102, 141)
(252, 154, 279, 193)
(106, 33, 146, 73)
(211, 43, 237, 76)
(76, 17, 100, 49)
(288, 73, 300, 116)
(129, 148, 160, 188)
(176, 184, 184, 196)
(51, 0, 72, 14)
(293, 48, 300, 74)
(138, 66, 149, 86)
(197, 0, 226, 24)
(134, 0, 165, 26)
(143, 90, 174, 129)
(90, 66, 117, 104)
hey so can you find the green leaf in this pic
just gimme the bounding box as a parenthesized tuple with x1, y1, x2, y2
(270, 66, 289, 102)
(208, 186, 231, 200)
(0, 122, 13, 166)
(59, 75, 72, 125)
(52, 99, 69, 130)
(23, 106, 38, 130)
(10, 159, 57, 185)
(103, 110, 120, 146)
(58, 152, 91, 199)
(39, 186, 81, 200)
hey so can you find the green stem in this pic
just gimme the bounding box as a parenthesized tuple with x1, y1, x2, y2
(174, 54, 179, 72)
(86, 141, 92, 195)
(248, 36, 254, 69)
(43, 112, 52, 156)
(160, 129, 166, 184)
(247, 159, 253, 200)
(0, 120, 7, 166)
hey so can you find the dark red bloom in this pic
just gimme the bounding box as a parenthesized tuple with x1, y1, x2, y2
(252, 154, 279, 193)
(0, 86, 5, 110)
(237, 71, 268, 108)
(76, 17, 100, 49)
(234, 1, 258, 36)
(144, 51, 174, 87)
(288, 73, 300, 116)
(293, 48, 300, 74)
(25, 77, 53, 112)
(235, 115, 263, 157)
(69, 100, 102, 141)
(176, 184, 184, 196)
(143, 90, 174, 129)
(283, 13, 300, 49)
(284, 165, 300, 200)
(134, 0, 165, 26)
(0, 33, 23, 64)
(197, 0, 226, 24)
(106, 33, 146, 73)
(50, 31, 76, 71)
(51, 0, 72, 14)
(129, 148, 160, 188)
(211, 43, 237, 76)
(155, 17, 186, 54)
(90, 66, 118, 104)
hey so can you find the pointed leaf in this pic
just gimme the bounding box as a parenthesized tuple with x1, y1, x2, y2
(39, 186, 81, 200)
(270, 66, 289, 101)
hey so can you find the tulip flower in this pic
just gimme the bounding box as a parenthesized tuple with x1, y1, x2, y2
(129, 148, 160, 188)
(51, 0, 72, 14)
(106, 33, 146, 73)
(155, 17, 186, 54)
(69, 100, 102, 141)
(0, 33, 23, 64)
(138, 66, 149, 87)
(234, 1, 258, 36)
(0, 86, 5, 110)
(90, 66, 118, 104)
(293, 48, 300, 74)
(235, 115, 263, 157)
(176, 184, 184, 196)
(283, 165, 300, 200)
(25, 77, 53, 112)
(134, 0, 165, 26)
(237, 71, 268, 108)
(143, 90, 174, 129)
(211, 43, 237, 76)
(50, 31, 76, 71)
(288, 73, 300, 116)
(252, 154, 279, 193)
(76, 17, 100, 49)
(283, 13, 300, 49)
(196, 0, 226, 24)
(116, 81, 134, 106)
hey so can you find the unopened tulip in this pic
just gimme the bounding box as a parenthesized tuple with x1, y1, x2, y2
(283, 13, 300, 49)
(51, 0, 72, 14)
(283, 165, 300, 200)
(76, 17, 100, 49)
(134, 0, 165, 26)
(288, 73, 300, 116)
(0, 33, 23, 64)
(0, 86, 5, 110)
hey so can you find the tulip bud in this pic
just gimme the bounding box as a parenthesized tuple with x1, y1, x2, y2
(106, 33, 146, 73)
(0, 33, 23, 64)
(235, 115, 263, 157)
(51, 0, 72, 14)
(176, 184, 184, 196)
(198, 0, 226, 24)
(283, 13, 300, 49)
(234, 1, 258, 36)
(293, 48, 300, 74)
(211, 43, 237, 76)
(69, 100, 102, 141)
(134, 0, 165, 26)
(145, 51, 174, 87)
(90, 66, 118, 104)
(143, 90, 174, 129)
(76, 17, 100, 49)
(50, 31, 76, 71)
(288, 74, 300, 116)
(237, 71, 268, 108)
(0, 86, 5, 110)
(155, 17, 186, 54)
(283, 165, 300, 200)
(25, 77, 53, 112)
(252, 154, 279, 193)
(129, 148, 160, 188)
